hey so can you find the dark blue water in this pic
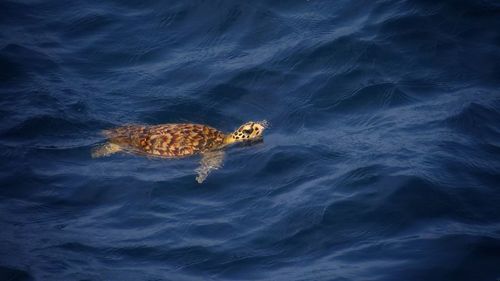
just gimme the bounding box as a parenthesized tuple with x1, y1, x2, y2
(1, 0, 500, 280)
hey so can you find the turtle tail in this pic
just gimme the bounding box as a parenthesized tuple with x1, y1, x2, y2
(91, 142, 122, 158)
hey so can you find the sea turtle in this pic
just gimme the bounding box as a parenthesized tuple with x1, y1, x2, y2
(91, 120, 268, 183)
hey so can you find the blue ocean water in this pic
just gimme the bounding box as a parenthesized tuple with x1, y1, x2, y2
(1, 0, 500, 280)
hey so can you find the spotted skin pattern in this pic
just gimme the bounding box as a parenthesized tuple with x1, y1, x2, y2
(104, 124, 225, 157)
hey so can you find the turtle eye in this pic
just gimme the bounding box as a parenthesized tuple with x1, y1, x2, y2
(243, 129, 253, 134)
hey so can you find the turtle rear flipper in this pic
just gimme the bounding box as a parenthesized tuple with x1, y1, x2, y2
(91, 142, 122, 158)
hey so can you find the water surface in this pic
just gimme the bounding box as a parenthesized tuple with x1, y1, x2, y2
(1, 0, 500, 280)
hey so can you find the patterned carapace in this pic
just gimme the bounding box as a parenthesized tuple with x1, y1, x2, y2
(104, 124, 226, 157)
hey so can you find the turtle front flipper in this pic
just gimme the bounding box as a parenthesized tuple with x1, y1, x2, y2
(91, 142, 122, 158)
(195, 150, 225, 183)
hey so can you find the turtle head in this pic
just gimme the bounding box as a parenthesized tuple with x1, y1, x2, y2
(225, 120, 268, 144)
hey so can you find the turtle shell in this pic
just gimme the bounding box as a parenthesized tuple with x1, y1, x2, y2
(104, 124, 225, 157)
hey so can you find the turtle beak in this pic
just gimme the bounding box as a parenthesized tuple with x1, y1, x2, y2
(255, 120, 269, 130)
(253, 120, 269, 137)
